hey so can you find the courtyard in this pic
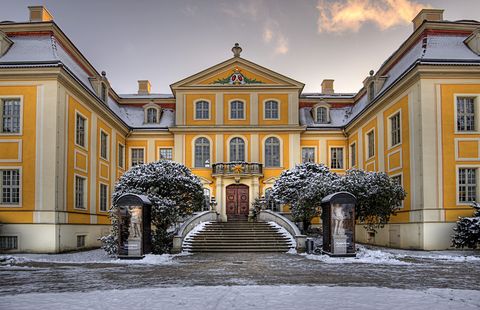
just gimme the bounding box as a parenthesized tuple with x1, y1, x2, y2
(1, 246, 479, 309)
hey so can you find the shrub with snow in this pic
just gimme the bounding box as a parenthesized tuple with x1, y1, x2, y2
(452, 202, 480, 249)
(101, 161, 205, 255)
(271, 164, 406, 232)
(337, 169, 406, 232)
(271, 163, 339, 231)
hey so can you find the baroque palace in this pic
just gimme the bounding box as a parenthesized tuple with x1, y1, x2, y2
(0, 6, 479, 252)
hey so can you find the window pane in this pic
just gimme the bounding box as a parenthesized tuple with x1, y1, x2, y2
(1, 99, 21, 133)
(350, 143, 356, 167)
(76, 114, 86, 147)
(330, 147, 344, 169)
(368, 131, 375, 158)
(230, 101, 244, 119)
(131, 148, 144, 166)
(316, 107, 328, 123)
(159, 148, 173, 160)
(146, 108, 157, 123)
(118, 144, 125, 168)
(1, 169, 20, 204)
(195, 101, 209, 120)
(302, 147, 315, 163)
(459, 168, 477, 202)
(75, 176, 85, 209)
(195, 138, 210, 167)
(230, 137, 245, 162)
(100, 132, 108, 159)
(265, 137, 280, 167)
(457, 97, 475, 132)
(265, 100, 279, 119)
(390, 113, 401, 146)
(100, 184, 108, 211)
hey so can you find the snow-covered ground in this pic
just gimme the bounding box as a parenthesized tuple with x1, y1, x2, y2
(0, 285, 479, 310)
(0, 248, 188, 266)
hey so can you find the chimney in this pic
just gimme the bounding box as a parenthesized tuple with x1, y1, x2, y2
(28, 6, 54, 22)
(412, 8, 444, 31)
(321, 79, 334, 95)
(138, 80, 151, 95)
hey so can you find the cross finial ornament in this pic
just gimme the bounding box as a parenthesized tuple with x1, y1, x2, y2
(232, 43, 242, 57)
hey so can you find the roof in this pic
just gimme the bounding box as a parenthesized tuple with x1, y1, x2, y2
(118, 93, 174, 99)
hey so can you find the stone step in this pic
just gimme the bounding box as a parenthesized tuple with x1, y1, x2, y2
(188, 248, 291, 252)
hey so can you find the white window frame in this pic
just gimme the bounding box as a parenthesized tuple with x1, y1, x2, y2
(74, 174, 87, 210)
(330, 146, 345, 170)
(0, 96, 23, 135)
(98, 182, 109, 212)
(194, 99, 211, 120)
(158, 147, 173, 161)
(99, 129, 109, 160)
(0, 167, 22, 208)
(390, 172, 404, 209)
(74, 111, 88, 150)
(456, 165, 480, 205)
(263, 99, 280, 120)
(118, 143, 125, 169)
(228, 99, 246, 120)
(228, 136, 247, 162)
(365, 129, 375, 160)
(193, 136, 212, 168)
(454, 94, 480, 134)
(130, 147, 145, 167)
(388, 110, 402, 149)
(313, 102, 330, 124)
(350, 142, 357, 168)
(263, 136, 282, 168)
(301, 147, 316, 163)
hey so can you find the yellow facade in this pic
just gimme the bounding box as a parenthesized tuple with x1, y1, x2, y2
(1, 6, 480, 252)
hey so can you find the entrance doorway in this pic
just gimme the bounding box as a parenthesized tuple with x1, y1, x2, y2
(226, 184, 249, 220)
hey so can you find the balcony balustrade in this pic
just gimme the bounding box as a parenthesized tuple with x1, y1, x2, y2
(212, 162, 263, 177)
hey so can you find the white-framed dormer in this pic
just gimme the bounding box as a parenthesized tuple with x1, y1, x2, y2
(228, 99, 247, 121)
(262, 98, 280, 120)
(143, 102, 162, 124)
(193, 99, 211, 121)
(312, 102, 331, 124)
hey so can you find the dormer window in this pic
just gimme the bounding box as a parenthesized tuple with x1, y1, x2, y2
(143, 103, 161, 124)
(147, 108, 158, 123)
(368, 82, 375, 102)
(313, 103, 330, 124)
(101, 83, 107, 103)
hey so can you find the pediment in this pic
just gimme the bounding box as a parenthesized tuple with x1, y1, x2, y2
(170, 57, 304, 93)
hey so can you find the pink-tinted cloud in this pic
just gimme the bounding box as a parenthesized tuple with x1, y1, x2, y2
(317, 0, 427, 33)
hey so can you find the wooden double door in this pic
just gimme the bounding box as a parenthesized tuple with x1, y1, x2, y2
(226, 184, 249, 220)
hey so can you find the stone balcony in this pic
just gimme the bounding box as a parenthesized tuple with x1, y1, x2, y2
(212, 162, 263, 178)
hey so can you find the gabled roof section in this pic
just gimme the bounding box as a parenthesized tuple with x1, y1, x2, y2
(170, 56, 305, 95)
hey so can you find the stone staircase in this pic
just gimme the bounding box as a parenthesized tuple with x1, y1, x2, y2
(183, 221, 294, 253)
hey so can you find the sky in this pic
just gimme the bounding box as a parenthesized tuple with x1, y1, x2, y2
(1, 0, 480, 94)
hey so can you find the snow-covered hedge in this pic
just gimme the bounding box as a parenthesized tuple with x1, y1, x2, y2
(101, 161, 205, 255)
(271, 163, 406, 232)
(452, 202, 480, 249)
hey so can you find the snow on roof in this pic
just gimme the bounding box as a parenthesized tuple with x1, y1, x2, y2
(119, 93, 174, 99)
(299, 107, 350, 128)
(300, 93, 356, 99)
(107, 96, 174, 129)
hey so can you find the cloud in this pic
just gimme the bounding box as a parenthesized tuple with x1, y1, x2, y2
(275, 34, 289, 54)
(263, 27, 273, 43)
(316, 0, 427, 33)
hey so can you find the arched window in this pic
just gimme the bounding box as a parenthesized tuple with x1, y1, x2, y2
(229, 137, 245, 162)
(194, 137, 210, 167)
(146, 108, 158, 123)
(316, 106, 328, 123)
(230, 100, 245, 119)
(265, 137, 280, 167)
(264, 100, 279, 119)
(195, 101, 210, 120)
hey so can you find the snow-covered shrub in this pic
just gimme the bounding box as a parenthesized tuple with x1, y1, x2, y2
(102, 161, 205, 255)
(338, 169, 406, 232)
(271, 163, 339, 231)
(271, 164, 406, 232)
(452, 202, 480, 249)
